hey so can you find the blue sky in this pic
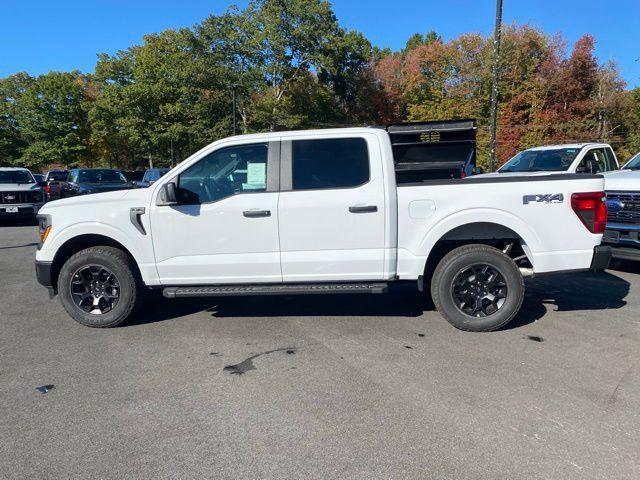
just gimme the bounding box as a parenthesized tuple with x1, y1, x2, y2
(2, 0, 639, 88)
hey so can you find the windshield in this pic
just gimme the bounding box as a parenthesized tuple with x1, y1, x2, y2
(47, 171, 68, 181)
(79, 169, 128, 184)
(0, 170, 35, 184)
(500, 148, 581, 172)
(623, 153, 640, 170)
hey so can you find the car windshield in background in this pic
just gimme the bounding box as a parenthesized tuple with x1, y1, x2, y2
(623, 153, 640, 170)
(79, 170, 128, 183)
(0, 170, 34, 184)
(500, 148, 581, 172)
(47, 172, 68, 181)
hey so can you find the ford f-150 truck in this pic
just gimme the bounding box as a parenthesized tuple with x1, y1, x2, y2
(1, 167, 45, 220)
(480, 143, 619, 176)
(34, 123, 611, 331)
(602, 152, 640, 260)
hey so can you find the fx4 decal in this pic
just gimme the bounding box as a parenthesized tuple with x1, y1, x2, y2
(522, 193, 564, 205)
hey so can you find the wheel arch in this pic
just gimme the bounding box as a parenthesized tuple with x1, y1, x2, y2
(422, 221, 533, 284)
(50, 234, 143, 291)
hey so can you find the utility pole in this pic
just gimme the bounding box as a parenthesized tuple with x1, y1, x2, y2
(488, 0, 503, 172)
(231, 83, 238, 135)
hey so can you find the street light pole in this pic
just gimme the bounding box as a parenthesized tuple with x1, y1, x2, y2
(231, 83, 238, 135)
(488, 0, 503, 172)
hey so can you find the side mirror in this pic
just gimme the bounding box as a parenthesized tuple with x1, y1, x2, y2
(473, 166, 484, 175)
(575, 166, 588, 174)
(157, 181, 178, 206)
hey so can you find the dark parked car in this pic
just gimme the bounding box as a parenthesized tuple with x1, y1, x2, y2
(124, 170, 145, 183)
(42, 170, 69, 201)
(134, 168, 170, 187)
(60, 168, 135, 198)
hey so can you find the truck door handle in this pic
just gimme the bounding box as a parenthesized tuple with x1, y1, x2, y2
(349, 205, 377, 213)
(243, 209, 271, 218)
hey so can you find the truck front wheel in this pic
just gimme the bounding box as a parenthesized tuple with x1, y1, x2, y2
(58, 246, 139, 328)
(431, 244, 524, 332)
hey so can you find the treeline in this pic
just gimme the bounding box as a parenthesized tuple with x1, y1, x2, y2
(1, 0, 639, 172)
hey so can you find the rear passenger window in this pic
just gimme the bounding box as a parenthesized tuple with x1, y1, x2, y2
(291, 138, 369, 190)
(604, 148, 618, 170)
(579, 148, 616, 173)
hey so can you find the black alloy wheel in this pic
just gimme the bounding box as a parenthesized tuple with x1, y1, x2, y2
(70, 264, 121, 315)
(430, 244, 524, 332)
(450, 264, 507, 317)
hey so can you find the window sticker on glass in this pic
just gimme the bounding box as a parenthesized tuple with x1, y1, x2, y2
(244, 162, 266, 189)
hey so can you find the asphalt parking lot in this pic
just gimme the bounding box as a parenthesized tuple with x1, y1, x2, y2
(1, 222, 639, 479)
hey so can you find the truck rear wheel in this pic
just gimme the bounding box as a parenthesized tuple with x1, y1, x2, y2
(58, 246, 139, 328)
(431, 244, 524, 332)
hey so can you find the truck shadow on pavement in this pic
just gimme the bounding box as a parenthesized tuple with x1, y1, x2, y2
(503, 270, 630, 330)
(0, 242, 38, 250)
(129, 270, 630, 331)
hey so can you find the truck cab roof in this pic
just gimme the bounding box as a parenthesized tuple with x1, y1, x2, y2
(0, 167, 32, 172)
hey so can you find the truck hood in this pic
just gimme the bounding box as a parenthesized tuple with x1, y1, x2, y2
(79, 182, 134, 192)
(0, 183, 42, 192)
(602, 169, 640, 191)
(41, 187, 151, 213)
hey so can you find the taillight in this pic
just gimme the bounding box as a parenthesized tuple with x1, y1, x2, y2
(43, 184, 51, 194)
(571, 192, 607, 234)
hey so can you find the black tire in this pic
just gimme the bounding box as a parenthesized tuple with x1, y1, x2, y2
(58, 246, 139, 328)
(431, 244, 524, 332)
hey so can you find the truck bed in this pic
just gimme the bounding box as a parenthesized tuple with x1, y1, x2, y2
(395, 174, 605, 278)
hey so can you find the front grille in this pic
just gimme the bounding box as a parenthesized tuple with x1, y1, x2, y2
(606, 191, 640, 225)
(0, 191, 32, 204)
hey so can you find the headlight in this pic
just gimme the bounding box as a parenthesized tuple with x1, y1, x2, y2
(37, 214, 52, 248)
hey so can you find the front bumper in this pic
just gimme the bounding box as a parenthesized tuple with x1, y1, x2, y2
(608, 247, 640, 262)
(603, 224, 640, 262)
(0, 203, 43, 218)
(35, 260, 54, 289)
(590, 245, 612, 271)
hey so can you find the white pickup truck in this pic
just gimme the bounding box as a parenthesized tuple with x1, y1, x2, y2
(602, 152, 640, 261)
(35, 123, 611, 331)
(483, 143, 619, 176)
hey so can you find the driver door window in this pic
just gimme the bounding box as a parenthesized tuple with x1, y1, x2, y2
(177, 143, 268, 204)
(150, 141, 281, 284)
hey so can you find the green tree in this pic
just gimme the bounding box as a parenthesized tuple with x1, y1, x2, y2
(0, 73, 32, 166)
(14, 72, 89, 170)
(403, 31, 441, 52)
